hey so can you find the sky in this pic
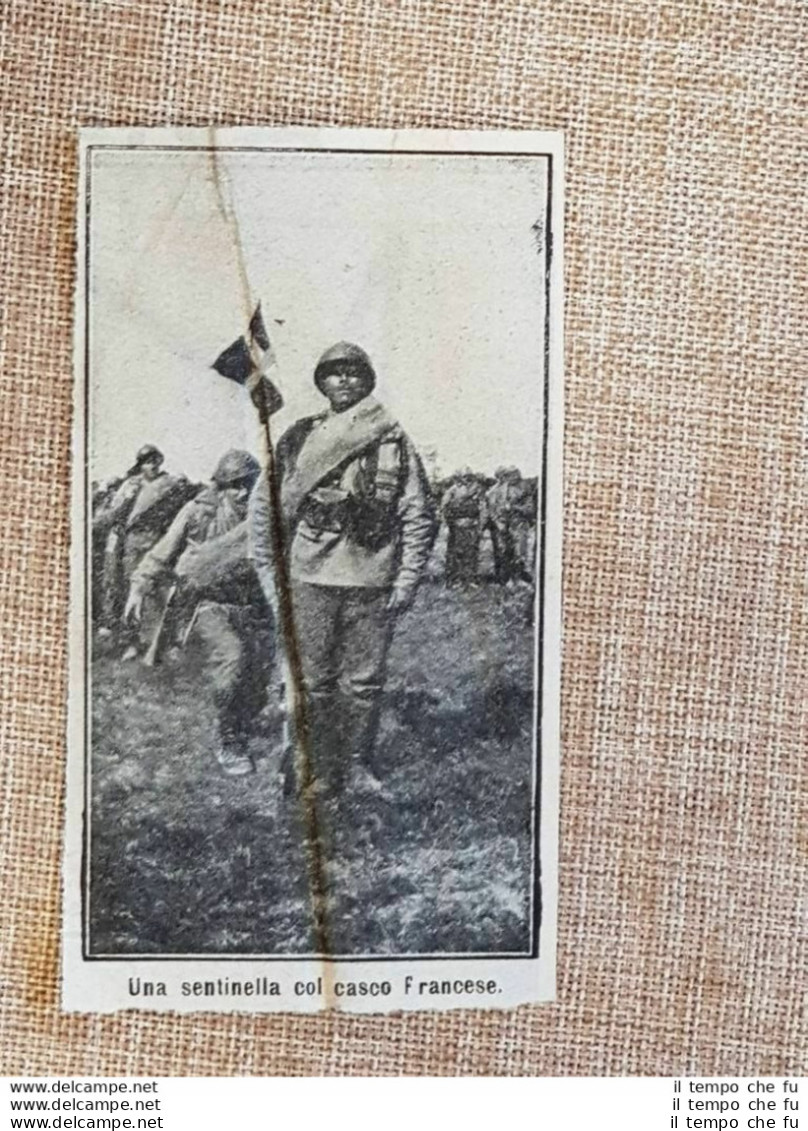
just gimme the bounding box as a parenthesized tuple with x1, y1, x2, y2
(88, 147, 548, 484)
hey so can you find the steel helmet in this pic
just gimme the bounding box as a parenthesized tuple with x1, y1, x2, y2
(314, 342, 376, 394)
(212, 450, 261, 488)
(127, 444, 164, 476)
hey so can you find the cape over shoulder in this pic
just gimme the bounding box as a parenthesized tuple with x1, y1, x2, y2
(276, 414, 325, 468)
(187, 485, 219, 513)
(278, 399, 399, 519)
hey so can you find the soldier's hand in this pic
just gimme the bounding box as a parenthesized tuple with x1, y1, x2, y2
(123, 586, 144, 624)
(387, 585, 415, 615)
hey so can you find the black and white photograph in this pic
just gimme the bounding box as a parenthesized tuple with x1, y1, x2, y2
(64, 127, 563, 1012)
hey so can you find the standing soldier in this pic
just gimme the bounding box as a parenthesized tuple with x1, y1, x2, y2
(93, 444, 193, 656)
(250, 342, 436, 800)
(124, 450, 271, 777)
(511, 474, 538, 583)
(486, 466, 534, 584)
(91, 477, 121, 626)
(441, 469, 486, 587)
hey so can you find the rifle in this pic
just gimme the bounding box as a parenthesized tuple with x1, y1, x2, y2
(142, 581, 195, 668)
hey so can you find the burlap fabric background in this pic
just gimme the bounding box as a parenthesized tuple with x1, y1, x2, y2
(1, 0, 804, 1077)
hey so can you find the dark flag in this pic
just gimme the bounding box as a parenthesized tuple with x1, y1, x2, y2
(212, 304, 283, 420)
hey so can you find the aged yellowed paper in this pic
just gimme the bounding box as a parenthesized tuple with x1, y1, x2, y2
(64, 126, 563, 1013)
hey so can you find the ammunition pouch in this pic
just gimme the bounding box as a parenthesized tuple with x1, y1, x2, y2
(300, 494, 352, 534)
(300, 493, 394, 551)
(349, 497, 394, 551)
(443, 497, 481, 522)
(298, 439, 402, 551)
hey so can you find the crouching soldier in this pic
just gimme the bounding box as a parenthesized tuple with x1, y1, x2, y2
(251, 342, 436, 801)
(124, 450, 272, 777)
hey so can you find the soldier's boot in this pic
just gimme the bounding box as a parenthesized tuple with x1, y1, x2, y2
(117, 617, 143, 661)
(214, 720, 254, 778)
(214, 743, 254, 777)
(342, 698, 392, 801)
(295, 697, 345, 800)
(284, 699, 344, 857)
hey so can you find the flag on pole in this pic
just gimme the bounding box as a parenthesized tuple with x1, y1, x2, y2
(212, 303, 284, 420)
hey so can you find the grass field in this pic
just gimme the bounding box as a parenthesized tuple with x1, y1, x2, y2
(89, 580, 538, 956)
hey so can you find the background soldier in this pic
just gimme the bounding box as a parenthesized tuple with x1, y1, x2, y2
(251, 341, 436, 801)
(441, 468, 486, 587)
(486, 466, 534, 584)
(94, 444, 193, 656)
(125, 450, 271, 777)
(91, 477, 121, 626)
(512, 474, 538, 583)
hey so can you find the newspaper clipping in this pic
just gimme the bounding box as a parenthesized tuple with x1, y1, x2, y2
(64, 126, 563, 1012)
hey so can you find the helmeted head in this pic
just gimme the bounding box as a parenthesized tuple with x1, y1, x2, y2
(212, 449, 261, 520)
(129, 443, 164, 479)
(212, 449, 261, 489)
(314, 342, 376, 412)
